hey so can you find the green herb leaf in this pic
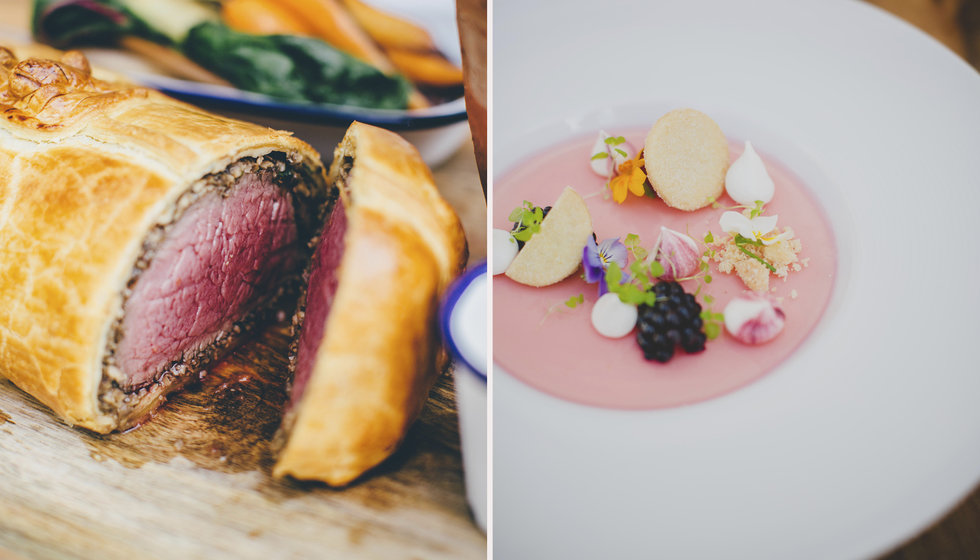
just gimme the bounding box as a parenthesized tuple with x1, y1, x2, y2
(734, 234, 763, 247)
(705, 322, 721, 340)
(508, 207, 524, 223)
(649, 260, 665, 278)
(697, 298, 725, 341)
(630, 260, 647, 278)
(614, 148, 628, 158)
(605, 261, 622, 288)
(565, 294, 585, 308)
(703, 231, 714, 243)
(624, 233, 648, 261)
(591, 152, 608, 161)
(736, 244, 777, 272)
(512, 228, 533, 242)
(604, 135, 626, 146)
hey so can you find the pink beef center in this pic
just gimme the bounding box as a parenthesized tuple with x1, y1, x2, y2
(116, 173, 298, 389)
(291, 202, 347, 408)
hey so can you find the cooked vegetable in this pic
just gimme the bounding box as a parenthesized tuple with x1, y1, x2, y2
(387, 48, 463, 86)
(184, 22, 410, 108)
(32, 0, 411, 109)
(221, 0, 314, 37)
(341, 0, 435, 52)
(274, 0, 392, 72)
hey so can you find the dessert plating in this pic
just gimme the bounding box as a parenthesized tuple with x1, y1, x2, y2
(493, 108, 836, 409)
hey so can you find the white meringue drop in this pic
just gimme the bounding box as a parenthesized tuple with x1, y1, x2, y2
(723, 294, 785, 344)
(725, 141, 775, 206)
(591, 292, 638, 338)
(589, 130, 633, 177)
(651, 226, 701, 281)
(492, 228, 519, 275)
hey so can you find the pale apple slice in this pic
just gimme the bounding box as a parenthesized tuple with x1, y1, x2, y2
(505, 187, 593, 287)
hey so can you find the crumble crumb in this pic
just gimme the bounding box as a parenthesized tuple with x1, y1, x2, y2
(710, 227, 803, 292)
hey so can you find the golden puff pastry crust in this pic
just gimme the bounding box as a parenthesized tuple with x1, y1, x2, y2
(0, 46, 328, 432)
(274, 122, 467, 485)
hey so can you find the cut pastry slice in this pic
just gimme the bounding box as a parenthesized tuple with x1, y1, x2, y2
(505, 187, 592, 287)
(274, 122, 467, 485)
(0, 47, 330, 432)
(644, 108, 729, 211)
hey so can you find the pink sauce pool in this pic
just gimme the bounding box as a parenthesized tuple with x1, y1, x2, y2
(493, 129, 837, 409)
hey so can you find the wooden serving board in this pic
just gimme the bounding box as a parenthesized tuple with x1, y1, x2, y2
(0, 142, 487, 560)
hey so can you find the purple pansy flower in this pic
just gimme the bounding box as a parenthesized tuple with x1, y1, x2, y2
(583, 236, 628, 296)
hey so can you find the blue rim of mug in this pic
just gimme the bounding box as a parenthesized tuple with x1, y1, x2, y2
(439, 262, 487, 383)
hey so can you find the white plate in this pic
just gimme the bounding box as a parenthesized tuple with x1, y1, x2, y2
(492, 1, 980, 558)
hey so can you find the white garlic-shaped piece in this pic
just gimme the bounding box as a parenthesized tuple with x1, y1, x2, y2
(650, 226, 700, 281)
(492, 228, 518, 275)
(723, 294, 785, 344)
(589, 130, 634, 177)
(591, 292, 638, 338)
(725, 141, 775, 206)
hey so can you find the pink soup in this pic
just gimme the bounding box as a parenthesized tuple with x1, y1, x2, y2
(493, 129, 837, 409)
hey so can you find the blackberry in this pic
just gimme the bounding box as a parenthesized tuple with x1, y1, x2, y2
(636, 281, 707, 363)
(511, 205, 551, 250)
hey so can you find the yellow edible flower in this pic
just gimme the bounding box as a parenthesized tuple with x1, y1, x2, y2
(609, 154, 647, 204)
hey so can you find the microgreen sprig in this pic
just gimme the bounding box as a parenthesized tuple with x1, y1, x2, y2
(624, 233, 648, 261)
(733, 234, 777, 273)
(604, 261, 662, 306)
(540, 293, 586, 325)
(591, 135, 628, 161)
(700, 231, 716, 286)
(699, 294, 725, 340)
(507, 201, 545, 243)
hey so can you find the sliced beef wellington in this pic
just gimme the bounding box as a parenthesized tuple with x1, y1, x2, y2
(0, 47, 331, 433)
(274, 122, 467, 485)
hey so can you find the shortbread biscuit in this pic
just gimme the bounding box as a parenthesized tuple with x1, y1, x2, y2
(644, 108, 729, 211)
(505, 187, 592, 287)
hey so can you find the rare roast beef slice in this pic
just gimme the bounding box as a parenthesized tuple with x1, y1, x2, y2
(99, 156, 332, 428)
(0, 47, 331, 432)
(274, 122, 466, 486)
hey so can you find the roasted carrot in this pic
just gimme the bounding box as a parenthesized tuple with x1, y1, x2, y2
(387, 49, 462, 87)
(340, 0, 435, 52)
(222, 0, 315, 36)
(273, 0, 393, 72)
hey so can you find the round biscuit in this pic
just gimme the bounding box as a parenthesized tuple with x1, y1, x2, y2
(505, 187, 592, 287)
(644, 108, 729, 211)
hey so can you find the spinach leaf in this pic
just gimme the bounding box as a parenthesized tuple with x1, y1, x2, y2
(33, 0, 171, 47)
(183, 22, 409, 109)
